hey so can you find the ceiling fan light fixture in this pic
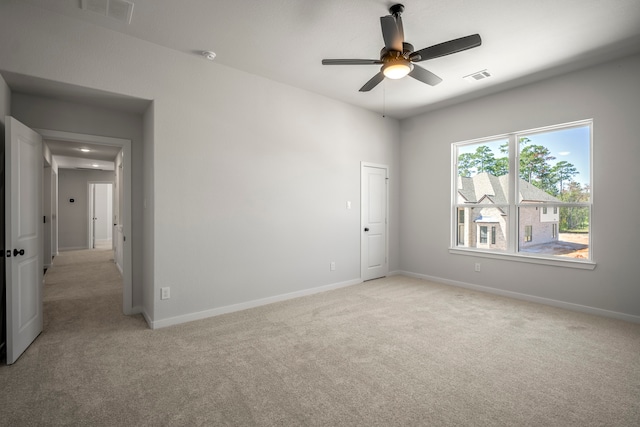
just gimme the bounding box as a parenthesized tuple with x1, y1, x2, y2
(382, 58, 413, 79)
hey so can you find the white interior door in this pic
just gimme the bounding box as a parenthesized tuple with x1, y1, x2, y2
(43, 166, 52, 268)
(89, 183, 96, 248)
(52, 169, 58, 256)
(89, 183, 112, 249)
(5, 116, 43, 365)
(361, 163, 388, 281)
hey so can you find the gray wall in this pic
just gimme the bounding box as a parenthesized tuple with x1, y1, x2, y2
(0, 74, 9, 121)
(57, 169, 115, 250)
(7, 2, 635, 325)
(11, 93, 145, 308)
(399, 53, 640, 319)
(0, 2, 400, 326)
(142, 104, 155, 319)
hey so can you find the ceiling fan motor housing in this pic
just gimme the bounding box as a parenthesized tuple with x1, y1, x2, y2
(380, 43, 414, 61)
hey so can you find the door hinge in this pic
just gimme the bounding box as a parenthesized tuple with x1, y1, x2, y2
(44, 215, 46, 224)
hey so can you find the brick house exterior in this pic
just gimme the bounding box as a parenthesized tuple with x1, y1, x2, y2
(457, 172, 561, 250)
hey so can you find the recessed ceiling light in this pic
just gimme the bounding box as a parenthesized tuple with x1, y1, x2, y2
(80, 148, 91, 152)
(92, 164, 100, 168)
(202, 51, 216, 61)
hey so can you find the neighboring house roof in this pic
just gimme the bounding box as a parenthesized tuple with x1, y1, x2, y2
(457, 172, 561, 204)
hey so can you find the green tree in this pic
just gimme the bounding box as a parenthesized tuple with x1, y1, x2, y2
(458, 145, 505, 177)
(519, 144, 556, 192)
(559, 181, 589, 231)
(474, 145, 496, 173)
(552, 160, 579, 195)
(491, 157, 509, 176)
(457, 152, 476, 177)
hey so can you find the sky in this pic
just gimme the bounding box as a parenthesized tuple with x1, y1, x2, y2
(456, 124, 591, 186)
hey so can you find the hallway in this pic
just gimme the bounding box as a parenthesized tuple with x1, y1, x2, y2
(0, 248, 148, 424)
(45, 249, 121, 303)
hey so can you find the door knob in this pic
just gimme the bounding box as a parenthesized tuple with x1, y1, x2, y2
(13, 249, 25, 257)
(364, 227, 370, 232)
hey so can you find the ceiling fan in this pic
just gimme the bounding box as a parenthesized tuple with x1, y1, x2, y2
(322, 4, 482, 92)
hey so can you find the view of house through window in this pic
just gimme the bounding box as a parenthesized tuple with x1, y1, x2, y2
(453, 120, 592, 262)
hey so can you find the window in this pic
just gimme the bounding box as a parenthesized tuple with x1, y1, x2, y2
(524, 225, 532, 242)
(452, 120, 593, 266)
(480, 226, 488, 244)
(457, 209, 465, 245)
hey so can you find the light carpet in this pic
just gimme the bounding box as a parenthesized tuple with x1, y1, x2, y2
(1, 249, 639, 426)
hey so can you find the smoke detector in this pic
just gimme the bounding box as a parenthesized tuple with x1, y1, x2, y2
(202, 51, 217, 61)
(81, 0, 134, 24)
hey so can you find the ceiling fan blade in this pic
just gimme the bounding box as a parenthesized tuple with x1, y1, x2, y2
(380, 15, 403, 52)
(322, 59, 383, 65)
(359, 72, 385, 92)
(396, 14, 405, 44)
(409, 65, 443, 86)
(411, 34, 482, 62)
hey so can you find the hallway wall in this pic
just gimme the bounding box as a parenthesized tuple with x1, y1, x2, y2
(10, 93, 145, 308)
(58, 169, 114, 250)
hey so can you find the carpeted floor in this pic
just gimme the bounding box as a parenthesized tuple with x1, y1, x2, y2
(1, 249, 639, 426)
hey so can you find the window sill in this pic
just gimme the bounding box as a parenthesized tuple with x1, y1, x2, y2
(449, 248, 596, 270)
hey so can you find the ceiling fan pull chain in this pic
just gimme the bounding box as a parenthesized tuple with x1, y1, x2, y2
(382, 80, 386, 118)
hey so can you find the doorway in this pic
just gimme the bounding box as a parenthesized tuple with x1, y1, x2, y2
(361, 162, 389, 281)
(89, 182, 113, 250)
(36, 129, 134, 315)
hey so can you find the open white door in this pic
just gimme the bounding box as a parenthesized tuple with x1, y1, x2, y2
(88, 183, 113, 249)
(361, 163, 388, 281)
(5, 116, 43, 364)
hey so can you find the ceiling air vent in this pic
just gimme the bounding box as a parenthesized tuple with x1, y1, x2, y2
(81, 0, 134, 24)
(464, 70, 492, 82)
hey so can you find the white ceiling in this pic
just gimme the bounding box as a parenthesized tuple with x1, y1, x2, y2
(16, 0, 640, 119)
(45, 139, 118, 171)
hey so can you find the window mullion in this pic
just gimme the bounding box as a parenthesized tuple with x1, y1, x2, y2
(508, 133, 518, 254)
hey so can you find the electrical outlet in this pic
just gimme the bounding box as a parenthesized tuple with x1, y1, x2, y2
(330, 262, 336, 271)
(161, 287, 170, 300)
(475, 263, 481, 272)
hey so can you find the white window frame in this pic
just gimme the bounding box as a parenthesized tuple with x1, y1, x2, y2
(450, 119, 595, 270)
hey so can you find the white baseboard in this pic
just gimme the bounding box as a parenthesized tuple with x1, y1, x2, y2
(141, 307, 153, 329)
(396, 270, 640, 324)
(148, 278, 363, 330)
